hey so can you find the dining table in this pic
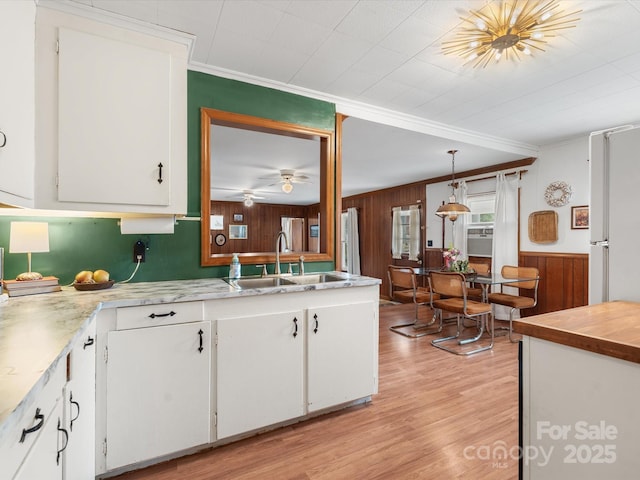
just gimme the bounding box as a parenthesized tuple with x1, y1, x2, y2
(413, 267, 539, 303)
(471, 273, 539, 302)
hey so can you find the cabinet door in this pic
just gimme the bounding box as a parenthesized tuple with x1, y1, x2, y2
(13, 399, 64, 480)
(307, 302, 376, 412)
(57, 28, 172, 207)
(0, 0, 35, 207)
(217, 310, 304, 439)
(64, 319, 96, 480)
(105, 321, 211, 470)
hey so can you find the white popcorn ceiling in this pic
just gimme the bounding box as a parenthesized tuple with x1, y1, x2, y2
(63, 0, 640, 197)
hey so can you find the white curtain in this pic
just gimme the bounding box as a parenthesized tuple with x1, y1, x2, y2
(408, 205, 421, 261)
(492, 173, 520, 319)
(391, 207, 402, 259)
(345, 207, 361, 274)
(453, 180, 468, 258)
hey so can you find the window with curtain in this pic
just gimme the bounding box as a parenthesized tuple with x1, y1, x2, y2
(340, 212, 348, 271)
(466, 192, 496, 257)
(340, 208, 360, 274)
(391, 206, 420, 261)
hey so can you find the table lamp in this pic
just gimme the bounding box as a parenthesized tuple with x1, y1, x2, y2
(9, 222, 50, 281)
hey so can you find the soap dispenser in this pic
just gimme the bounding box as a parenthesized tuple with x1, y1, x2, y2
(229, 253, 241, 279)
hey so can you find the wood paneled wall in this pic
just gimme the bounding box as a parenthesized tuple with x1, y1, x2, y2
(518, 251, 589, 316)
(210, 201, 319, 255)
(340, 164, 589, 315)
(342, 183, 427, 297)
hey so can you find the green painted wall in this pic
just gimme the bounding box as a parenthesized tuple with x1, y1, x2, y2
(0, 71, 336, 285)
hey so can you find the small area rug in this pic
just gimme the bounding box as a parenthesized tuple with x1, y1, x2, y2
(379, 299, 401, 307)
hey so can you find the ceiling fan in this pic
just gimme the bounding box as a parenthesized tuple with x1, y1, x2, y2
(262, 169, 311, 193)
(239, 190, 265, 207)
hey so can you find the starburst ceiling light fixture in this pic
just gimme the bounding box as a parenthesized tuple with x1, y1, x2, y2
(435, 150, 470, 223)
(442, 0, 581, 68)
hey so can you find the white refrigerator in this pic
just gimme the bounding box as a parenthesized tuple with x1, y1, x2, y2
(589, 125, 640, 304)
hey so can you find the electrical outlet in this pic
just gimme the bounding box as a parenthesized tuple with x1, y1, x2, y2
(133, 240, 146, 263)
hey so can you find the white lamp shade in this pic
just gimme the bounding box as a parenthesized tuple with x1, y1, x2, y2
(9, 222, 50, 253)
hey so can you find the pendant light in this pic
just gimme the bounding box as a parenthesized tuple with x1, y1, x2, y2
(435, 149, 470, 222)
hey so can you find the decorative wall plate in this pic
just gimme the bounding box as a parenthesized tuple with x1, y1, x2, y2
(215, 233, 226, 246)
(544, 181, 573, 207)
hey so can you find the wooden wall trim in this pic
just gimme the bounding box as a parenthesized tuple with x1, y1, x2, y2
(520, 251, 588, 259)
(519, 251, 589, 316)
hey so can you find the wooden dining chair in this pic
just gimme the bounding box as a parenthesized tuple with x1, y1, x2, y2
(467, 262, 490, 301)
(488, 265, 539, 343)
(387, 265, 440, 338)
(428, 271, 494, 355)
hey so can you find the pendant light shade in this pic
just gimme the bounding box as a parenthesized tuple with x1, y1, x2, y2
(435, 150, 470, 222)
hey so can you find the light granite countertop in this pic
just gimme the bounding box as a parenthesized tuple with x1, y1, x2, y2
(0, 273, 380, 439)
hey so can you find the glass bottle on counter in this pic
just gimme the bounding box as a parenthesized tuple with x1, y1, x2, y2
(229, 253, 241, 279)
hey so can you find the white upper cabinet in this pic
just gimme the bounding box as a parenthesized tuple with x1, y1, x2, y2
(35, 6, 188, 214)
(0, 1, 36, 207)
(57, 28, 172, 207)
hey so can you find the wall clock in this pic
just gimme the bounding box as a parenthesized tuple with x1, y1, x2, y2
(544, 181, 573, 207)
(215, 233, 226, 246)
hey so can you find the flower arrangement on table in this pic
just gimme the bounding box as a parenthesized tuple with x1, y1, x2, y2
(443, 247, 469, 273)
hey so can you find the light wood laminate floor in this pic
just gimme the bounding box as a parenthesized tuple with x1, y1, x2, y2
(114, 304, 519, 479)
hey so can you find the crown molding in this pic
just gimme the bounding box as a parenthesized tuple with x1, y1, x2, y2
(36, 0, 195, 54)
(40, 1, 537, 158)
(189, 61, 539, 158)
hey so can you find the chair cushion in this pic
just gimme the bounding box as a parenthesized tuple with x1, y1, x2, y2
(433, 297, 491, 316)
(393, 288, 435, 304)
(488, 292, 535, 309)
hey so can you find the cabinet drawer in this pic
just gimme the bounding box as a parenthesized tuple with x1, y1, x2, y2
(116, 302, 204, 330)
(0, 358, 65, 480)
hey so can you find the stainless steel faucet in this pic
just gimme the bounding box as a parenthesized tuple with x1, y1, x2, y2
(275, 231, 289, 275)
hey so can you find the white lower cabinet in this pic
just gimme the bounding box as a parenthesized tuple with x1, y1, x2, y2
(0, 318, 95, 480)
(307, 302, 376, 412)
(521, 336, 640, 479)
(105, 321, 211, 471)
(216, 310, 305, 439)
(63, 318, 96, 480)
(94, 285, 379, 476)
(13, 398, 65, 480)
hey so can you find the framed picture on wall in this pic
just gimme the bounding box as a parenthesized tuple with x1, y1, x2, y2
(233, 213, 243, 222)
(571, 205, 589, 229)
(229, 224, 248, 239)
(210, 215, 224, 230)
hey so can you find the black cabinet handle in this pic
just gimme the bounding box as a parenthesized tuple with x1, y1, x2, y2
(148, 311, 176, 319)
(83, 336, 94, 349)
(20, 408, 44, 443)
(56, 418, 69, 465)
(293, 317, 298, 338)
(0, 130, 6, 148)
(313, 313, 319, 334)
(198, 329, 204, 353)
(157, 162, 164, 184)
(69, 392, 80, 432)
